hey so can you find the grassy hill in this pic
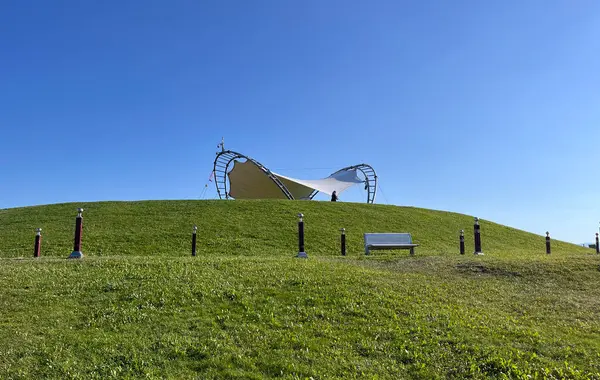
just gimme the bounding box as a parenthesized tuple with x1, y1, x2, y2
(0, 199, 591, 258)
(1, 200, 599, 379)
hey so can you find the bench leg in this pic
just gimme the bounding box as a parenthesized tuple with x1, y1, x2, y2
(410, 247, 415, 255)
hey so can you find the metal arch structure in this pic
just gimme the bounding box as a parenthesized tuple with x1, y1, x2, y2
(213, 150, 295, 200)
(308, 164, 377, 204)
(213, 147, 377, 204)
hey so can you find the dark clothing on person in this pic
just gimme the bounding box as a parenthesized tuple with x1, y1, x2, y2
(331, 191, 338, 202)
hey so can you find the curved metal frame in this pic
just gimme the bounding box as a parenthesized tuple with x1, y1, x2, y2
(308, 164, 377, 204)
(213, 150, 294, 200)
(213, 150, 377, 204)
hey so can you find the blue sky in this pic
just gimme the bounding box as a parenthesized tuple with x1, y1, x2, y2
(1, 1, 600, 244)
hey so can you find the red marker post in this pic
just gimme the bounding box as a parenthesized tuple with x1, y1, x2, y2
(68, 208, 84, 259)
(34, 228, 42, 258)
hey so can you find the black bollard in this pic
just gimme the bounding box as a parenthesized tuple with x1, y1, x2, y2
(596, 233, 599, 254)
(340, 228, 346, 256)
(192, 225, 197, 256)
(546, 232, 551, 254)
(68, 208, 84, 259)
(34, 228, 42, 258)
(296, 213, 308, 258)
(459, 229, 465, 255)
(473, 217, 483, 255)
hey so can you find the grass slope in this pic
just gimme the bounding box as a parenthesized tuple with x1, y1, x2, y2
(1, 200, 599, 379)
(0, 199, 591, 258)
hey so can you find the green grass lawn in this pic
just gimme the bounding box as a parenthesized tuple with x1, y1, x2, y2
(1, 200, 599, 379)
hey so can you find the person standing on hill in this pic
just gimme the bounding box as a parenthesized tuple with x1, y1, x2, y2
(331, 191, 338, 202)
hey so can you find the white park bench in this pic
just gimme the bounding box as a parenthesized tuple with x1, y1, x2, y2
(364, 233, 419, 255)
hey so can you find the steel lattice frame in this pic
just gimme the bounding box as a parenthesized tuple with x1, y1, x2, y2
(307, 164, 377, 204)
(213, 150, 294, 200)
(213, 151, 377, 203)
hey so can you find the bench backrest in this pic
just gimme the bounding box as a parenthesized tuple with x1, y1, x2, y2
(364, 233, 413, 245)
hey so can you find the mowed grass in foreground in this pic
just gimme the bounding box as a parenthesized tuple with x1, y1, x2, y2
(1, 254, 600, 379)
(0, 200, 599, 378)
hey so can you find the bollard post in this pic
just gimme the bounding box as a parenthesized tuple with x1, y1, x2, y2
(296, 213, 308, 258)
(34, 228, 42, 258)
(68, 208, 84, 259)
(473, 217, 483, 255)
(340, 228, 346, 256)
(192, 225, 197, 256)
(459, 229, 465, 255)
(596, 233, 599, 254)
(546, 232, 551, 254)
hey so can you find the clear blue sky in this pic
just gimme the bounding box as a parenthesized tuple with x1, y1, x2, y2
(1, 1, 599, 244)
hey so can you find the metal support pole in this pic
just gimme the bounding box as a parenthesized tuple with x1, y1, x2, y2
(546, 231, 551, 254)
(459, 229, 465, 255)
(340, 228, 346, 256)
(69, 208, 84, 259)
(296, 213, 308, 258)
(34, 228, 42, 258)
(473, 217, 483, 255)
(192, 225, 197, 256)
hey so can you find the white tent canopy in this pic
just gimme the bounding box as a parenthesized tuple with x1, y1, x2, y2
(227, 160, 364, 200)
